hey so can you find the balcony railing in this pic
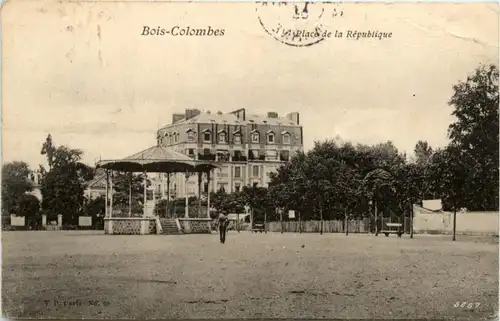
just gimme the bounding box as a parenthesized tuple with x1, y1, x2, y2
(232, 155, 247, 162)
(198, 154, 216, 161)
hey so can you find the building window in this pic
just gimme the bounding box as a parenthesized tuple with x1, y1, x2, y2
(282, 133, 291, 144)
(280, 150, 290, 161)
(187, 130, 195, 142)
(203, 131, 211, 142)
(204, 183, 209, 193)
(267, 133, 275, 143)
(253, 182, 258, 188)
(235, 183, 241, 192)
(251, 132, 260, 143)
(173, 133, 178, 143)
(249, 149, 259, 160)
(233, 150, 244, 161)
(187, 149, 195, 158)
(233, 134, 241, 144)
(234, 167, 241, 178)
(252, 165, 259, 177)
(217, 151, 229, 162)
(218, 132, 227, 143)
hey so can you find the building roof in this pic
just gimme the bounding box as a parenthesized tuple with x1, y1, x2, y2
(160, 111, 298, 129)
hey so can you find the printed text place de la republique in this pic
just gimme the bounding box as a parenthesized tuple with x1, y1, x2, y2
(275, 26, 393, 41)
(141, 26, 225, 36)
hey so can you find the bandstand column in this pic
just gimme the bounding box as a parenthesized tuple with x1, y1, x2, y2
(109, 171, 114, 218)
(128, 173, 132, 217)
(206, 170, 211, 218)
(184, 170, 189, 218)
(105, 170, 109, 217)
(153, 176, 157, 216)
(143, 171, 147, 218)
(166, 173, 171, 217)
(197, 172, 202, 217)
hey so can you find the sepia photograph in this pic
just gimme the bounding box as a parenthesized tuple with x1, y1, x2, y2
(1, 1, 499, 319)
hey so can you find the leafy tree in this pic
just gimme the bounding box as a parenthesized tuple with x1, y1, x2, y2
(110, 172, 150, 212)
(39, 135, 95, 223)
(446, 64, 499, 211)
(84, 196, 106, 217)
(2, 161, 33, 216)
(18, 194, 40, 218)
(414, 140, 433, 165)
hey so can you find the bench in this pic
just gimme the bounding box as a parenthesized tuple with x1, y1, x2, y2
(251, 223, 265, 233)
(380, 223, 403, 237)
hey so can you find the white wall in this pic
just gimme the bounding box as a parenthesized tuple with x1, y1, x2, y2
(413, 206, 499, 236)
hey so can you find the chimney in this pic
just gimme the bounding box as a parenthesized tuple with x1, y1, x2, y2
(267, 111, 278, 118)
(230, 108, 246, 121)
(185, 109, 201, 121)
(172, 113, 184, 124)
(286, 112, 300, 125)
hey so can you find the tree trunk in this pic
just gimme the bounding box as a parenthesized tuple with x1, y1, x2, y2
(374, 200, 379, 236)
(280, 208, 284, 234)
(264, 211, 267, 233)
(452, 202, 457, 241)
(299, 211, 302, 234)
(345, 208, 348, 236)
(409, 200, 414, 239)
(320, 203, 323, 235)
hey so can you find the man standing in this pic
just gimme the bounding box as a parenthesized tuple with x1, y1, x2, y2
(218, 211, 228, 244)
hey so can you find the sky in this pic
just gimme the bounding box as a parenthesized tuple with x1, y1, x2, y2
(1, 1, 498, 169)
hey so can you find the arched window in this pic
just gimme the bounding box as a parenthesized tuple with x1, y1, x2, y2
(218, 131, 227, 143)
(267, 130, 275, 144)
(233, 132, 241, 144)
(282, 132, 291, 144)
(203, 129, 211, 142)
(251, 131, 260, 143)
(186, 129, 196, 142)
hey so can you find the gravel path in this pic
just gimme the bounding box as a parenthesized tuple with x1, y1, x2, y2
(2, 231, 498, 319)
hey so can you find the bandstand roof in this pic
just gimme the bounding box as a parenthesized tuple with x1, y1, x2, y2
(96, 145, 219, 173)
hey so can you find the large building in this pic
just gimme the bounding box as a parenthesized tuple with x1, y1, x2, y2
(153, 108, 304, 199)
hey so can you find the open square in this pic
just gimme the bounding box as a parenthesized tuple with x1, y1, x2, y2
(2, 231, 498, 320)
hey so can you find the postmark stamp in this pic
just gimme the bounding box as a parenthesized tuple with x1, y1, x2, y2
(256, 2, 339, 47)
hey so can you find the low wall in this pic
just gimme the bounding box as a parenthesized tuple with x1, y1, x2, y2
(267, 219, 370, 233)
(413, 206, 499, 236)
(178, 218, 212, 234)
(104, 217, 157, 235)
(10, 215, 25, 227)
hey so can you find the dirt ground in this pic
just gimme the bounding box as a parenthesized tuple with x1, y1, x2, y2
(2, 231, 498, 320)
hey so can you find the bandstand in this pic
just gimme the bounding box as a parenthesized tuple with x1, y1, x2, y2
(96, 145, 219, 235)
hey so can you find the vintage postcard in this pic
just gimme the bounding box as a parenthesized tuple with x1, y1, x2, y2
(1, 0, 498, 320)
